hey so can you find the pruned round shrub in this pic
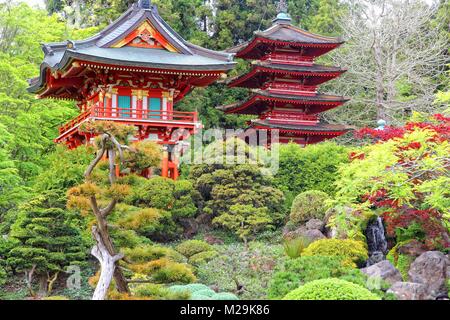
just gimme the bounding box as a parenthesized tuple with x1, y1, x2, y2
(123, 245, 185, 264)
(283, 278, 381, 300)
(168, 284, 239, 301)
(131, 283, 190, 300)
(290, 190, 330, 225)
(151, 260, 196, 284)
(175, 240, 214, 258)
(168, 283, 210, 294)
(189, 251, 218, 265)
(302, 239, 368, 267)
(268, 256, 367, 299)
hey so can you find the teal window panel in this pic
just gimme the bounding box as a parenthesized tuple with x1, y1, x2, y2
(148, 98, 161, 119)
(118, 96, 131, 118)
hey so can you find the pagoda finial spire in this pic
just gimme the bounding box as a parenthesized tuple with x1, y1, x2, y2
(274, 0, 292, 24)
(277, 0, 288, 14)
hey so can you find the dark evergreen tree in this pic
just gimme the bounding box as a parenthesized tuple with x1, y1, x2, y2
(7, 193, 86, 296)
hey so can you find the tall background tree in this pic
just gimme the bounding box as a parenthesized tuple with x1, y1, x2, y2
(327, 0, 449, 127)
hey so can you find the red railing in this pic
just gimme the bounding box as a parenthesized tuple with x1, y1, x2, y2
(58, 105, 199, 136)
(261, 53, 314, 66)
(59, 109, 92, 134)
(91, 106, 198, 123)
(262, 82, 317, 96)
(265, 112, 319, 125)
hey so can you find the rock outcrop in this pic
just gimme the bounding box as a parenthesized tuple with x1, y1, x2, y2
(408, 251, 449, 299)
(361, 260, 403, 286)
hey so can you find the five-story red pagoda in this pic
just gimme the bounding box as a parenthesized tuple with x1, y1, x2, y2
(219, 0, 350, 146)
(28, 0, 235, 179)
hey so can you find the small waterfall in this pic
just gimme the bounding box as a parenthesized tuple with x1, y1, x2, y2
(364, 217, 388, 266)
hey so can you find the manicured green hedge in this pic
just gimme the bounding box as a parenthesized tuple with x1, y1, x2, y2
(302, 239, 368, 267)
(283, 278, 381, 300)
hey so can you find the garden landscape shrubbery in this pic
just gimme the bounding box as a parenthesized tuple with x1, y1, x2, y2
(0, 0, 449, 301)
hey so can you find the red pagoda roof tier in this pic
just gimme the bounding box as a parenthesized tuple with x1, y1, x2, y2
(252, 118, 349, 135)
(218, 90, 350, 115)
(227, 62, 346, 88)
(228, 22, 344, 60)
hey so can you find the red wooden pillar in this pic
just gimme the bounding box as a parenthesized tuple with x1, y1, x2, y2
(133, 89, 144, 119)
(161, 146, 169, 178)
(98, 91, 105, 117)
(137, 98, 143, 119)
(105, 92, 112, 117)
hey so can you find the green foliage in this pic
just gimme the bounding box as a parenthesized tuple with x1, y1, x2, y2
(334, 127, 450, 220)
(123, 245, 185, 264)
(386, 243, 414, 281)
(124, 245, 195, 285)
(131, 283, 190, 300)
(34, 146, 94, 192)
(151, 262, 196, 284)
(268, 256, 367, 299)
(283, 278, 381, 300)
(196, 242, 285, 300)
(175, 240, 213, 258)
(332, 123, 450, 245)
(189, 251, 218, 266)
(289, 190, 330, 225)
(274, 142, 350, 206)
(213, 204, 273, 243)
(43, 296, 69, 300)
(283, 237, 312, 259)
(302, 239, 368, 267)
(0, 265, 6, 286)
(168, 283, 239, 301)
(190, 163, 286, 239)
(7, 199, 86, 278)
(130, 177, 199, 220)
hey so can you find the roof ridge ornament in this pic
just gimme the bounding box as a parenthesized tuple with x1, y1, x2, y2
(274, 0, 292, 24)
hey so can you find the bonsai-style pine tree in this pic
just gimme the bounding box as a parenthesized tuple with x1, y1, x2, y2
(67, 121, 161, 300)
(7, 192, 86, 297)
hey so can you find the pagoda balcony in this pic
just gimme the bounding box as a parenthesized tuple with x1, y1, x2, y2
(262, 82, 318, 96)
(56, 105, 200, 144)
(261, 53, 314, 66)
(263, 112, 319, 125)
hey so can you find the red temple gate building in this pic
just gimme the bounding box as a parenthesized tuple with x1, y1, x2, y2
(28, 0, 235, 179)
(218, 1, 350, 146)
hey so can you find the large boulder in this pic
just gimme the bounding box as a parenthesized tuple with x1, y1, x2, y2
(408, 251, 449, 299)
(284, 226, 326, 242)
(387, 282, 430, 300)
(361, 260, 403, 286)
(305, 219, 324, 231)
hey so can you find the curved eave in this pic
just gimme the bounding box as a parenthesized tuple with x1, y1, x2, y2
(228, 65, 346, 88)
(28, 50, 236, 94)
(219, 93, 350, 115)
(251, 120, 351, 136)
(232, 37, 344, 60)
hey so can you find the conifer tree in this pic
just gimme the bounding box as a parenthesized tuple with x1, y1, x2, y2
(7, 193, 86, 297)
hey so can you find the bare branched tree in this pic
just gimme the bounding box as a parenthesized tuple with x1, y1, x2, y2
(85, 132, 134, 300)
(325, 0, 449, 127)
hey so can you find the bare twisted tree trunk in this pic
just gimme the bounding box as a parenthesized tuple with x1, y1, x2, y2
(85, 133, 133, 299)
